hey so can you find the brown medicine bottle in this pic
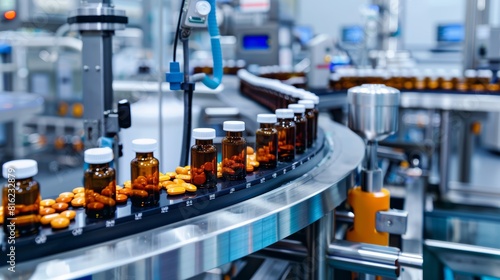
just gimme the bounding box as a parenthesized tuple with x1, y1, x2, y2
(299, 94, 319, 141)
(2, 159, 41, 238)
(288, 104, 308, 154)
(222, 121, 247, 180)
(84, 148, 116, 219)
(298, 99, 316, 148)
(130, 139, 160, 207)
(191, 128, 217, 188)
(275, 109, 296, 162)
(256, 114, 278, 169)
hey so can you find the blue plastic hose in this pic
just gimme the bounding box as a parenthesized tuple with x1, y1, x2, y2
(201, 0, 223, 89)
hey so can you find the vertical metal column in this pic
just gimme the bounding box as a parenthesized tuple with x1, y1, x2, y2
(459, 119, 474, 183)
(439, 111, 451, 197)
(81, 33, 114, 148)
(305, 213, 330, 280)
(463, 0, 490, 70)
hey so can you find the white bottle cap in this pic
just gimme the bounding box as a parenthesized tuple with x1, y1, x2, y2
(257, 114, 277, 123)
(3, 159, 38, 179)
(192, 128, 216, 139)
(84, 147, 114, 164)
(298, 99, 315, 109)
(275, 109, 294, 119)
(223, 121, 245, 132)
(301, 94, 320, 104)
(288, 104, 306, 113)
(464, 69, 477, 78)
(132, 138, 158, 153)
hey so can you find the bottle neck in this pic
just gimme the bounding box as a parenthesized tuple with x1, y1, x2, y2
(260, 123, 275, 128)
(294, 112, 304, 117)
(136, 152, 154, 158)
(195, 139, 213, 145)
(226, 131, 243, 137)
(89, 163, 110, 169)
(14, 177, 34, 185)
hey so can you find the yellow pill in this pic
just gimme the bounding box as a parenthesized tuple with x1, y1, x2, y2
(161, 181, 177, 188)
(217, 172, 222, 178)
(60, 210, 76, 220)
(167, 187, 186, 196)
(249, 160, 260, 167)
(182, 183, 197, 193)
(246, 165, 254, 172)
(116, 185, 123, 190)
(166, 172, 177, 177)
(51, 217, 70, 229)
(173, 178, 185, 184)
(59, 192, 74, 198)
(175, 174, 191, 181)
(175, 166, 189, 175)
(72, 187, 84, 194)
(40, 199, 56, 207)
(74, 192, 85, 198)
(159, 175, 170, 182)
(247, 146, 254, 155)
(41, 213, 61, 225)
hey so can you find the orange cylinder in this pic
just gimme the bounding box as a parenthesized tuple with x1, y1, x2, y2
(346, 186, 390, 246)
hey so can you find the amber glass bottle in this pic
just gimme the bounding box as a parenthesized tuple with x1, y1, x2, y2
(84, 148, 116, 219)
(298, 99, 316, 148)
(130, 139, 159, 207)
(222, 121, 247, 180)
(191, 128, 217, 188)
(275, 109, 296, 162)
(288, 104, 308, 154)
(256, 114, 278, 169)
(2, 159, 41, 238)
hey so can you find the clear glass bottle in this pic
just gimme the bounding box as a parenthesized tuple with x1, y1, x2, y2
(2, 159, 40, 238)
(84, 147, 116, 219)
(222, 121, 247, 180)
(298, 99, 316, 148)
(275, 109, 296, 162)
(191, 128, 217, 188)
(288, 104, 308, 154)
(256, 114, 278, 169)
(130, 138, 159, 207)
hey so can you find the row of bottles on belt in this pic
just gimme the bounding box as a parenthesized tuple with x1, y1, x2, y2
(330, 68, 500, 92)
(238, 69, 319, 111)
(2, 102, 319, 238)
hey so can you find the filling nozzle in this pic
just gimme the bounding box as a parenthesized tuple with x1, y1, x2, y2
(361, 140, 383, 193)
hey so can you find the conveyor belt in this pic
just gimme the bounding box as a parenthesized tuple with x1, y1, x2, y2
(1, 119, 364, 279)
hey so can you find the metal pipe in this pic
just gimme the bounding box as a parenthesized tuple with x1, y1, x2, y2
(158, 0, 164, 171)
(327, 240, 423, 278)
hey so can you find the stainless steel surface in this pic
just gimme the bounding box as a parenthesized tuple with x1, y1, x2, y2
(425, 239, 500, 278)
(360, 168, 383, 193)
(400, 92, 500, 112)
(375, 209, 408, 235)
(6, 120, 364, 279)
(347, 84, 400, 141)
(402, 168, 425, 256)
(328, 240, 423, 278)
(69, 3, 127, 32)
(305, 212, 331, 280)
(328, 240, 400, 279)
(439, 111, 451, 197)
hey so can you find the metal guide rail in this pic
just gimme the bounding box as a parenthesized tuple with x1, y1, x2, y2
(0, 130, 327, 264)
(0, 120, 364, 279)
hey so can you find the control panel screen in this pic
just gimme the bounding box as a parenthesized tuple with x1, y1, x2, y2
(341, 25, 364, 44)
(437, 24, 464, 43)
(242, 35, 270, 51)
